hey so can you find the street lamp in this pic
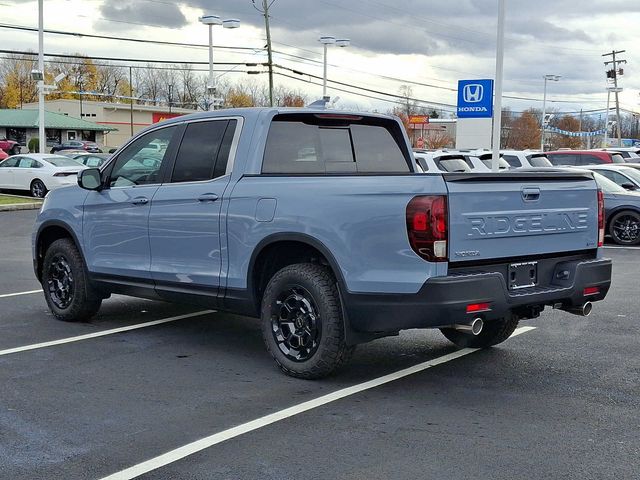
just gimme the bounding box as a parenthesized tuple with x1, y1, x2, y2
(198, 14, 240, 110)
(319, 36, 349, 99)
(540, 74, 561, 151)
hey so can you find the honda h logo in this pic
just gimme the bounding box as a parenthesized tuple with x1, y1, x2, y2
(463, 84, 484, 103)
(457, 79, 493, 118)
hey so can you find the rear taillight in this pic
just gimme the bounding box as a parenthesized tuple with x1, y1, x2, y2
(597, 189, 604, 247)
(406, 195, 448, 262)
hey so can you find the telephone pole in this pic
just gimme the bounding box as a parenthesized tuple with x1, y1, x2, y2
(253, 0, 275, 106)
(603, 49, 626, 147)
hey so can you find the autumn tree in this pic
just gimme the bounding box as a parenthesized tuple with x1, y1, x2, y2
(0, 53, 38, 108)
(507, 109, 541, 150)
(550, 115, 582, 149)
(425, 129, 453, 149)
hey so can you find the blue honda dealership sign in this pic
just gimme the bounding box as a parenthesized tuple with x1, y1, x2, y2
(457, 79, 494, 118)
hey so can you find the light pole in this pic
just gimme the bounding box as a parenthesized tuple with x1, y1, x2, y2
(319, 36, 349, 100)
(168, 84, 173, 113)
(37, 0, 45, 153)
(540, 74, 560, 151)
(490, 0, 505, 172)
(198, 15, 240, 111)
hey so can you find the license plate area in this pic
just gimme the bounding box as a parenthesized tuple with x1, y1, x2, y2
(509, 261, 538, 290)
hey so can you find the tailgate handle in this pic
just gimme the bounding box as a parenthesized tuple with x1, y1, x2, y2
(521, 187, 540, 201)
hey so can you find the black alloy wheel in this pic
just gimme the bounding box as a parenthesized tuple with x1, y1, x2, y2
(610, 211, 640, 245)
(46, 254, 75, 309)
(271, 285, 321, 362)
(31, 179, 47, 198)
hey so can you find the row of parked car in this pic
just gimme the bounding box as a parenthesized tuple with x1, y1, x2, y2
(2, 141, 640, 245)
(414, 147, 640, 245)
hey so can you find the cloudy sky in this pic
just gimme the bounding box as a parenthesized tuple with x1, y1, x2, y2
(1, 0, 639, 117)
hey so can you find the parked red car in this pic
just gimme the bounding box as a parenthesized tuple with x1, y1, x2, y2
(546, 150, 625, 166)
(0, 138, 20, 155)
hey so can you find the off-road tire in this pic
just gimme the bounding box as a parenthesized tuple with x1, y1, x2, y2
(440, 315, 519, 348)
(42, 238, 102, 322)
(261, 263, 355, 379)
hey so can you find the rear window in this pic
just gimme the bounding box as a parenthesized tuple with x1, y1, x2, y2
(502, 154, 521, 168)
(480, 158, 510, 169)
(527, 155, 552, 167)
(547, 153, 576, 166)
(436, 158, 471, 172)
(262, 117, 409, 174)
(47, 156, 83, 167)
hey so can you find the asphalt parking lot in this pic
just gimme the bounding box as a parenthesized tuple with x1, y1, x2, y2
(1, 209, 638, 480)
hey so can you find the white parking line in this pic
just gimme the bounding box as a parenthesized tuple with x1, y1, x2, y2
(0, 289, 43, 299)
(101, 325, 537, 480)
(0, 310, 214, 357)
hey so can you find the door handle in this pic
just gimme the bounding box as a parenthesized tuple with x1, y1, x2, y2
(131, 196, 149, 205)
(521, 187, 540, 201)
(198, 193, 219, 202)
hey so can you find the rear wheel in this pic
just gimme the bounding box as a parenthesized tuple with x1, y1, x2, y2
(440, 315, 519, 348)
(609, 210, 640, 245)
(10, 145, 20, 155)
(30, 179, 47, 198)
(261, 263, 355, 379)
(42, 238, 101, 322)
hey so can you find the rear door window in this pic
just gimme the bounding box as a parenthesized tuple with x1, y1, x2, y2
(171, 120, 235, 183)
(527, 155, 552, 167)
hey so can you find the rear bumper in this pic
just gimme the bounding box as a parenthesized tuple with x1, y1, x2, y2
(343, 257, 612, 334)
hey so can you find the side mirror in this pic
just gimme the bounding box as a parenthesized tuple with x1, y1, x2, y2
(621, 183, 637, 191)
(78, 168, 102, 191)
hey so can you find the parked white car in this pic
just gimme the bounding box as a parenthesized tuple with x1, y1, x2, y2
(466, 151, 510, 171)
(414, 152, 472, 173)
(601, 148, 640, 160)
(0, 154, 86, 198)
(501, 150, 553, 168)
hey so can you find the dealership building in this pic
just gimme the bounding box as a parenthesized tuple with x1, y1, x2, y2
(0, 109, 116, 151)
(22, 99, 196, 149)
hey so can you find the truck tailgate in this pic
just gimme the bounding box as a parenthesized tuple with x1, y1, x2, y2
(444, 171, 598, 263)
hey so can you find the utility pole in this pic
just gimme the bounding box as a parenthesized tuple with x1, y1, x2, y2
(254, 0, 275, 106)
(603, 49, 626, 147)
(129, 66, 134, 136)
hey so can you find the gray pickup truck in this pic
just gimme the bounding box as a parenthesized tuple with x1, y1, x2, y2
(33, 108, 612, 378)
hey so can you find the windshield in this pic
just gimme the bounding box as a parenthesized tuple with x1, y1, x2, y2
(593, 172, 626, 193)
(46, 156, 84, 167)
(618, 167, 640, 185)
(528, 155, 552, 167)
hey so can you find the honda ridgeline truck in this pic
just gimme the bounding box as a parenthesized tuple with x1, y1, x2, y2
(32, 108, 612, 378)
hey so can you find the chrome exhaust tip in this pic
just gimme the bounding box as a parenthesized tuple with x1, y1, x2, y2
(560, 301, 593, 317)
(453, 317, 484, 336)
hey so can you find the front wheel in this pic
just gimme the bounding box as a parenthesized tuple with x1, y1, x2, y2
(261, 263, 355, 379)
(42, 238, 102, 322)
(30, 179, 47, 198)
(609, 210, 640, 245)
(440, 315, 519, 348)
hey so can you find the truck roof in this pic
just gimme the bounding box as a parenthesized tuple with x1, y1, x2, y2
(155, 107, 397, 129)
